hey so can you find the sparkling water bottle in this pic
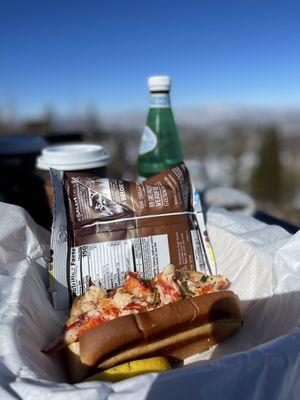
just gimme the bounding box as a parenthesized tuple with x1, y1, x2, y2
(137, 76, 184, 179)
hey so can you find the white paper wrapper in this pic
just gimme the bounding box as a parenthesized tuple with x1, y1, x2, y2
(1, 202, 300, 399)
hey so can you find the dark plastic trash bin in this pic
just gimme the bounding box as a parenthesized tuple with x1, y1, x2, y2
(0, 135, 51, 229)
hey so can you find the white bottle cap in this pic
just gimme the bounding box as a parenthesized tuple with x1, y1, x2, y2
(148, 76, 171, 92)
(36, 143, 111, 171)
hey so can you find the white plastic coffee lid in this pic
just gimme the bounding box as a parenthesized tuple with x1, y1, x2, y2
(148, 76, 171, 92)
(36, 143, 111, 171)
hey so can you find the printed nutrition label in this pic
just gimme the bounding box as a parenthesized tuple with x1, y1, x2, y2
(190, 230, 209, 274)
(70, 234, 170, 296)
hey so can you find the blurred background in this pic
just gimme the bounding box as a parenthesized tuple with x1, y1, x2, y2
(0, 0, 299, 228)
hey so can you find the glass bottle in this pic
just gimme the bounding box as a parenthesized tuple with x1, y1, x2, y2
(137, 76, 184, 179)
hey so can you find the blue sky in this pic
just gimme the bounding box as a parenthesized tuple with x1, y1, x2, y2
(1, 0, 300, 117)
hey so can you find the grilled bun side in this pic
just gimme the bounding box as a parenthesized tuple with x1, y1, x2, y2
(164, 319, 242, 361)
(79, 291, 242, 368)
(97, 319, 242, 370)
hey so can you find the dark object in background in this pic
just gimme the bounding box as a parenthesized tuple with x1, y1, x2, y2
(0, 135, 52, 229)
(254, 210, 299, 235)
(45, 131, 84, 144)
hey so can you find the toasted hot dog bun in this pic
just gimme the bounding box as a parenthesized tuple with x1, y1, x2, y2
(79, 291, 242, 369)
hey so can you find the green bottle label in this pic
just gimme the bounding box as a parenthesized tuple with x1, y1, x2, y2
(139, 126, 157, 155)
(150, 93, 170, 108)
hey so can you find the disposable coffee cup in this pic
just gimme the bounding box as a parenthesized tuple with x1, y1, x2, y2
(36, 143, 111, 210)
